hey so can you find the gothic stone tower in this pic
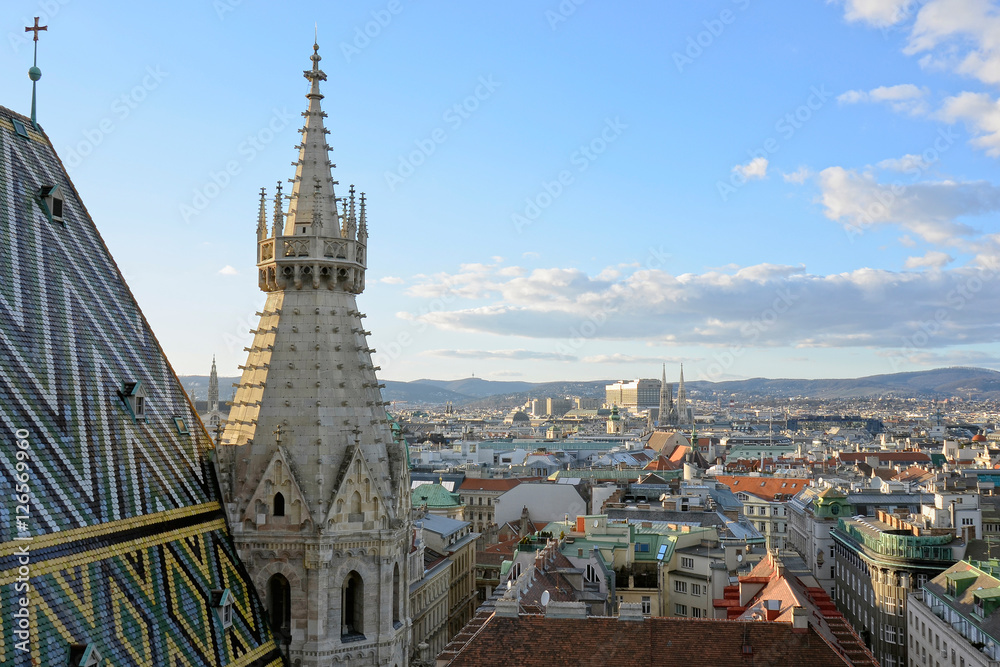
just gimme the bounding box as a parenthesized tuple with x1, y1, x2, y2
(220, 42, 411, 667)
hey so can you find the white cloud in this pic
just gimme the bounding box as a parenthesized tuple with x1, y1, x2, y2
(732, 157, 768, 180)
(379, 276, 405, 284)
(422, 348, 576, 361)
(401, 259, 1000, 352)
(841, 0, 914, 26)
(522, 251, 541, 259)
(904, 250, 954, 268)
(838, 84, 929, 115)
(899, 234, 918, 247)
(938, 91, 1000, 156)
(904, 0, 1000, 86)
(818, 166, 996, 244)
(218, 265, 239, 276)
(783, 167, 812, 184)
(877, 154, 933, 172)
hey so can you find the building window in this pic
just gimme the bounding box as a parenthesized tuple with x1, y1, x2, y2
(635, 543, 649, 553)
(747, 506, 755, 515)
(267, 574, 291, 639)
(273, 493, 285, 517)
(674, 603, 686, 616)
(641, 596, 652, 614)
(691, 583, 702, 596)
(393, 563, 401, 626)
(674, 581, 687, 593)
(692, 607, 703, 618)
(681, 557, 694, 569)
(12, 118, 29, 138)
(342, 571, 365, 638)
(38, 184, 64, 223)
(212, 588, 234, 629)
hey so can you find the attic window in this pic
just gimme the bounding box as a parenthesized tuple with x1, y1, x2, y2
(12, 118, 29, 138)
(173, 417, 189, 434)
(68, 643, 103, 667)
(211, 589, 234, 629)
(38, 184, 64, 223)
(119, 381, 148, 422)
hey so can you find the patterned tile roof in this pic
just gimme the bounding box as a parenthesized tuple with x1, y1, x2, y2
(0, 105, 280, 666)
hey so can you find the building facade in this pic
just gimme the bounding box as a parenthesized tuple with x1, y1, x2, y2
(218, 42, 411, 666)
(833, 510, 965, 667)
(908, 560, 1000, 667)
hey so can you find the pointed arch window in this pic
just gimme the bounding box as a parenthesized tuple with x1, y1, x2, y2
(393, 563, 401, 627)
(267, 574, 291, 639)
(273, 492, 285, 517)
(342, 571, 365, 640)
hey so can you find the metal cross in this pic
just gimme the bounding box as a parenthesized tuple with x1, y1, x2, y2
(25, 17, 47, 42)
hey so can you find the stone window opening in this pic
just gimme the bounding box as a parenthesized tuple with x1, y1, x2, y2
(273, 492, 285, 517)
(342, 571, 365, 639)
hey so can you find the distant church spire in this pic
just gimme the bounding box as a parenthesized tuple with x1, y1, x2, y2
(658, 363, 673, 427)
(676, 363, 688, 424)
(208, 355, 219, 412)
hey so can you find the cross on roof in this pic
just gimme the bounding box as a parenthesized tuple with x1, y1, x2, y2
(25, 17, 47, 41)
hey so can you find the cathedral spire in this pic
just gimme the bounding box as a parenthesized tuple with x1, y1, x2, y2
(285, 41, 339, 235)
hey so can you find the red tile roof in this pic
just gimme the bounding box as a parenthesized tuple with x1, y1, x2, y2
(460, 478, 530, 492)
(714, 475, 811, 501)
(441, 615, 853, 666)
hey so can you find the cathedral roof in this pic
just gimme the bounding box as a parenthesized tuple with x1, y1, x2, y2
(0, 104, 280, 665)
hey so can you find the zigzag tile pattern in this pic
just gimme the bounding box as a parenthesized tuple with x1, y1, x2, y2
(0, 105, 282, 666)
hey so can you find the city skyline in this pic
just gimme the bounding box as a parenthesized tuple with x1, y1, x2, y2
(6, 1, 1000, 383)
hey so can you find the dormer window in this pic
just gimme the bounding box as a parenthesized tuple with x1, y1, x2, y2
(12, 118, 29, 138)
(119, 381, 148, 422)
(211, 589, 234, 629)
(68, 643, 103, 667)
(38, 184, 64, 223)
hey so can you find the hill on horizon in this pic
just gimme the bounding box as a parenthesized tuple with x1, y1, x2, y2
(177, 367, 1000, 409)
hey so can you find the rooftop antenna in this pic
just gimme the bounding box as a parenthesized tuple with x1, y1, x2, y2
(25, 17, 47, 129)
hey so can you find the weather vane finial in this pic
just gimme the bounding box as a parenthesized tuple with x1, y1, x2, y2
(24, 17, 47, 129)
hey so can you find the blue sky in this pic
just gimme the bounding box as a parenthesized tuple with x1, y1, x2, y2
(5, 0, 1000, 383)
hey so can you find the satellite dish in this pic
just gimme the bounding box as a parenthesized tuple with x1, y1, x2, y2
(541, 590, 551, 606)
(737, 554, 743, 562)
(593, 519, 599, 528)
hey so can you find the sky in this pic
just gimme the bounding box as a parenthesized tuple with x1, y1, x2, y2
(5, 0, 1000, 384)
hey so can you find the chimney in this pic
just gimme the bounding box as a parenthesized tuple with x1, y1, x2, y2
(495, 599, 520, 618)
(545, 601, 588, 619)
(618, 602, 645, 622)
(763, 599, 781, 621)
(791, 606, 808, 632)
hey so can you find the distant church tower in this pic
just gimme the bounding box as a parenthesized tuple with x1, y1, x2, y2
(675, 363, 688, 424)
(203, 355, 227, 433)
(219, 41, 411, 667)
(657, 363, 673, 426)
(208, 355, 219, 412)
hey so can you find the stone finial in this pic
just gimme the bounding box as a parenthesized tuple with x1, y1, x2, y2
(256, 187, 268, 241)
(272, 181, 284, 237)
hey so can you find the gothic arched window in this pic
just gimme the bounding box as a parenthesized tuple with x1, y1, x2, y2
(267, 574, 291, 638)
(393, 563, 401, 625)
(273, 492, 285, 517)
(342, 571, 365, 638)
